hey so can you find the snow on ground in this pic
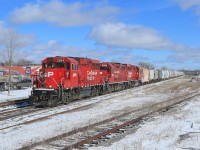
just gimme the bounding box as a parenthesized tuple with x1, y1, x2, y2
(1, 77, 199, 149)
(0, 87, 32, 103)
(89, 97, 200, 150)
(1, 89, 174, 149)
(1, 80, 177, 129)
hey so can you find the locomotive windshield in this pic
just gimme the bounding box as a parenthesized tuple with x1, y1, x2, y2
(100, 66, 111, 72)
(100, 66, 107, 70)
(42, 62, 64, 68)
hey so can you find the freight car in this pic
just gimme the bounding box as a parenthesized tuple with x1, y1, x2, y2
(140, 67, 149, 84)
(31, 56, 142, 107)
(139, 68, 183, 84)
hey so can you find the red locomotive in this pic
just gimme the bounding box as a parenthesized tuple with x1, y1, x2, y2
(31, 56, 142, 107)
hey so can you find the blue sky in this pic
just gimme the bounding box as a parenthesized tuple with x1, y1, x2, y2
(0, 0, 200, 70)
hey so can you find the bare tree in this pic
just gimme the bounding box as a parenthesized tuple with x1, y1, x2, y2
(0, 29, 23, 95)
(16, 58, 33, 66)
(110, 59, 119, 63)
(161, 66, 169, 70)
(138, 62, 154, 69)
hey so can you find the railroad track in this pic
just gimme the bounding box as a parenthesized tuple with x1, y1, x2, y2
(0, 98, 31, 108)
(0, 103, 94, 131)
(0, 76, 181, 109)
(0, 106, 42, 121)
(0, 78, 160, 129)
(0, 98, 32, 117)
(18, 90, 200, 150)
(0, 76, 181, 119)
(0, 98, 36, 121)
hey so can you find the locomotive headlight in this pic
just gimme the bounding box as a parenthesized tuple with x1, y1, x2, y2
(49, 85, 52, 88)
(33, 84, 37, 88)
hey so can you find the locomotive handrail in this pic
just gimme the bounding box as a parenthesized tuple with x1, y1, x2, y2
(37, 77, 59, 87)
(60, 77, 64, 86)
(48, 77, 59, 87)
(38, 77, 46, 85)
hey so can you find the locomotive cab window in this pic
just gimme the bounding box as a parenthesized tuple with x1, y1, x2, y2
(72, 64, 78, 70)
(100, 66, 111, 72)
(66, 62, 70, 70)
(107, 67, 111, 72)
(57, 62, 64, 68)
(100, 66, 107, 70)
(47, 63, 56, 68)
(42, 63, 47, 68)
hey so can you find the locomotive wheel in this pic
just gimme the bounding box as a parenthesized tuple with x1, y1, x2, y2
(91, 87, 96, 97)
(48, 98, 58, 107)
(62, 92, 71, 104)
(110, 85, 114, 92)
(107, 86, 111, 93)
(122, 84, 126, 90)
(95, 88, 99, 96)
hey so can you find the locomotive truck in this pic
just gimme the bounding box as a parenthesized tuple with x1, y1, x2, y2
(31, 56, 142, 107)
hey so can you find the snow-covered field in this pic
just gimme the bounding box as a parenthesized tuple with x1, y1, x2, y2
(0, 87, 31, 103)
(90, 96, 200, 150)
(1, 76, 200, 149)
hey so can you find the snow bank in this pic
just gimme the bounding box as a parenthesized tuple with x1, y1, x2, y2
(0, 88, 32, 103)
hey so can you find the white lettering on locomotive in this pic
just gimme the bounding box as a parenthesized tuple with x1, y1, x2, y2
(128, 71, 132, 78)
(87, 71, 97, 80)
(47, 72, 54, 77)
(73, 73, 77, 77)
(39, 72, 44, 77)
(87, 76, 94, 80)
(57, 59, 64, 62)
(114, 71, 119, 74)
(87, 71, 97, 76)
(101, 64, 107, 67)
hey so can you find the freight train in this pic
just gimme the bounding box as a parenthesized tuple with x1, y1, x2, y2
(30, 56, 184, 107)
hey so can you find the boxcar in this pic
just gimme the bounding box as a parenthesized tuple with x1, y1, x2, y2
(140, 67, 149, 84)
(149, 69, 155, 82)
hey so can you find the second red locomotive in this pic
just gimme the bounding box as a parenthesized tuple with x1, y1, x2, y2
(31, 56, 142, 107)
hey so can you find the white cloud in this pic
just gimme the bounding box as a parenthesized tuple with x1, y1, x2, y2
(169, 48, 200, 63)
(26, 39, 136, 63)
(89, 23, 187, 51)
(0, 25, 35, 48)
(13, 37, 200, 70)
(89, 22, 200, 69)
(9, 0, 119, 26)
(176, 0, 200, 10)
(28, 40, 98, 62)
(176, 0, 200, 17)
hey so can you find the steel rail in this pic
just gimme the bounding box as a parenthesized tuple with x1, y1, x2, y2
(18, 90, 199, 150)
